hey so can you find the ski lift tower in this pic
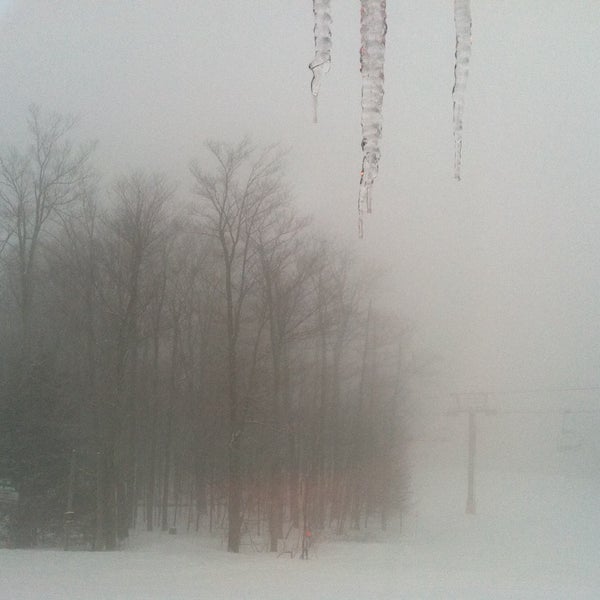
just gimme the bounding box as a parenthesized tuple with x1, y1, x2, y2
(446, 393, 497, 515)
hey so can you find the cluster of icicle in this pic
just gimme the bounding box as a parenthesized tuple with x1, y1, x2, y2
(308, 1, 471, 236)
(452, 0, 472, 181)
(308, 0, 332, 123)
(357, 0, 387, 237)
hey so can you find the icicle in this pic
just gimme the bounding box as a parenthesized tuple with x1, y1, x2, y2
(358, 0, 387, 232)
(452, 0, 472, 180)
(309, 0, 332, 123)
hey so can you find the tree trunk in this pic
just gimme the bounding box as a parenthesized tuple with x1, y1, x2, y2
(227, 436, 243, 552)
(268, 455, 284, 552)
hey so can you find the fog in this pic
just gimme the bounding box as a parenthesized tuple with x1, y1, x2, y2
(3, 1, 598, 401)
(1, 0, 600, 545)
(1, 1, 600, 595)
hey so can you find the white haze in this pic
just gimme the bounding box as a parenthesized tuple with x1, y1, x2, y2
(1, 4, 599, 593)
(2, 1, 598, 401)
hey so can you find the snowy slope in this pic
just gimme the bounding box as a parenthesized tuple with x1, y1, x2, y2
(1, 467, 599, 599)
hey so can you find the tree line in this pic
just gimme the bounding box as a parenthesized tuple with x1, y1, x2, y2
(0, 107, 410, 552)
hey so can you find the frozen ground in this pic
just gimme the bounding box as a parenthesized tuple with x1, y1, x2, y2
(1, 468, 599, 599)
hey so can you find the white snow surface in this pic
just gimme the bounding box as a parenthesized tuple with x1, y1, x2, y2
(1, 468, 599, 599)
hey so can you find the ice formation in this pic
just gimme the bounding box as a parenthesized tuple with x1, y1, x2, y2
(358, 0, 387, 237)
(309, 0, 332, 123)
(452, 0, 472, 180)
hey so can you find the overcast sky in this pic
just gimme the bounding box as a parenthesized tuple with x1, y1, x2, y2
(1, 1, 599, 404)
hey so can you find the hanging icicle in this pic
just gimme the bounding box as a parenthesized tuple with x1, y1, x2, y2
(452, 0, 472, 181)
(358, 0, 387, 237)
(309, 0, 332, 123)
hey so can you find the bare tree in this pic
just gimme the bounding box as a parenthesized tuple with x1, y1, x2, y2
(0, 107, 95, 547)
(97, 171, 175, 546)
(0, 105, 94, 358)
(191, 139, 287, 552)
(255, 211, 317, 547)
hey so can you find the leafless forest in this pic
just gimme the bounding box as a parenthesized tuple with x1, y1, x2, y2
(0, 107, 409, 552)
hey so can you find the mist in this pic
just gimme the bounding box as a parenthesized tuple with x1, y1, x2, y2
(0, 1, 599, 597)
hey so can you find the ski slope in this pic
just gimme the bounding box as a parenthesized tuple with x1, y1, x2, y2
(1, 466, 599, 599)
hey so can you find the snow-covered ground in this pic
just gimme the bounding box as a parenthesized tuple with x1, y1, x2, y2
(2, 466, 599, 599)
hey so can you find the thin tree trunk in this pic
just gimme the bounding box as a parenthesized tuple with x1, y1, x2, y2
(227, 436, 243, 552)
(161, 416, 172, 532)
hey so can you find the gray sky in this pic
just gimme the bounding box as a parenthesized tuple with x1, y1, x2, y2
(1, 0, 599, 402)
